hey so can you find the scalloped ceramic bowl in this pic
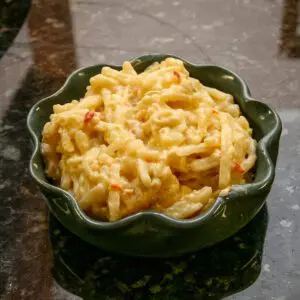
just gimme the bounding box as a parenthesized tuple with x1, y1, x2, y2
(27, 54, 282, 257)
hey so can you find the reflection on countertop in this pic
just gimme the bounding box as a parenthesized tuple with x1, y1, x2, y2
(1, 0, 300, 299)
(51, 206, 268, 300)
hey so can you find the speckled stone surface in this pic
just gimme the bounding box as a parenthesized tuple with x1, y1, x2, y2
(0, 0, 300, 299)
(0, 0, 31, 58)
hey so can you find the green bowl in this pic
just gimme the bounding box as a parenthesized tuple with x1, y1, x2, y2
(27, 54, 282, 257)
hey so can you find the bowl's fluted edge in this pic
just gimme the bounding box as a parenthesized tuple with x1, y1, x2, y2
(27, 54, 282, 230)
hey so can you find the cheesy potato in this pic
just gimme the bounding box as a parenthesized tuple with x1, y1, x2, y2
(42, 58, 256, 221)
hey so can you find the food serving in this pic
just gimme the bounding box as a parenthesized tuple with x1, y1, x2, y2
(41, 58, 256, 221)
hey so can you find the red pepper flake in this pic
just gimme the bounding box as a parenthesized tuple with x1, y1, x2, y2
(173, 71, 181, 83)
(212, 110, 218, 115)
(84, 111, 95, 123)
(124, 188, 134, 195)
(233, 163, 245, 173)
(145, 158, 153, 163)
(137, 111, 146, 122)
(111, 183, 123, 191)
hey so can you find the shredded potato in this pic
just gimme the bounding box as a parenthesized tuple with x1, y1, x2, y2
(41, 58, 256, 221)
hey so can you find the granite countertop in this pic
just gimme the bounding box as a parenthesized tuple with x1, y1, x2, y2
(0, 0, 300, 299)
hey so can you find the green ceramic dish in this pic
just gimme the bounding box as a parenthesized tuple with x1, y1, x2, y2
(27, 54, 282, 257)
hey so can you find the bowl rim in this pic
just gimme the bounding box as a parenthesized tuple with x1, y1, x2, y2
(27, 54, 282, 230)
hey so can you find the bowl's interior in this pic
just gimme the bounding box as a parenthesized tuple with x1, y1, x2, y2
(27, 54, 281, 226)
